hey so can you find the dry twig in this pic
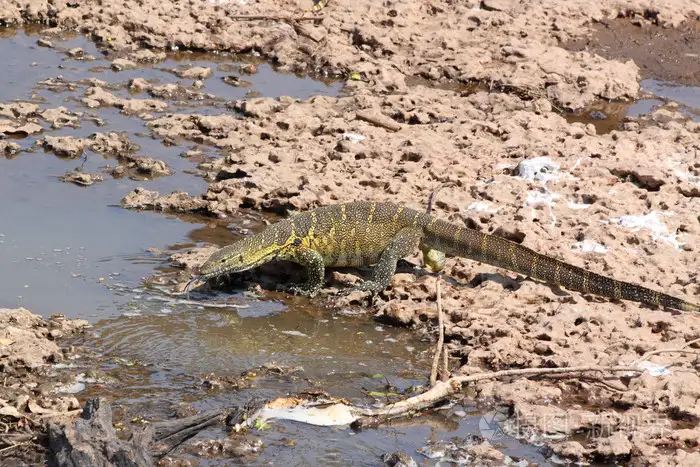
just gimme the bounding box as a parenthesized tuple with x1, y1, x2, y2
(429, 279, 445, 387)
(633, 337, 700, 365)
(353, 365, 641, 421)
(228, 15, 322, 21)
(355, 110, 401, 132)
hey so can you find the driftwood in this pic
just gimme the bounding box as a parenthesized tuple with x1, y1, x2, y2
(355, 110, 402, 132)
(48, 398, 226, 467)
(351, 365, 641, 428)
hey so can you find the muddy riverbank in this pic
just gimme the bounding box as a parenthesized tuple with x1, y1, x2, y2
(1, 0, 700, 465)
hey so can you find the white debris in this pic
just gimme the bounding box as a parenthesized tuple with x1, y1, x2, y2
(637, 361, 672, 377)
(525, 191, 561, 206)
(525, 190, 561, 226)
(258, 403, 357, 427)
(280, 330, 309, 338)
(567, 200, 591, 210)
(517, 156, 561, 182)
(675, 169, 700, 185)
(56, 381, 86, 394)
(467, 201, 501, 213)
(572, 240, 608, 254)
(342, 132, 365, 144)
(603, 211, 685, 250)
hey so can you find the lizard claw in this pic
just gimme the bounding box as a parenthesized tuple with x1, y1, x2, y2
(184, 275, 204, 294)
(339, 280, 384, 296)
(276, 282, 319, 298)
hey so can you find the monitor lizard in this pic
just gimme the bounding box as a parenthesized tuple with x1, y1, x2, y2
(188, 201, 699, 312)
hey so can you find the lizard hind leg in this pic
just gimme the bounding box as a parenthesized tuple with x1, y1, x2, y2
(421, 245, 446, 273)
(342, 227, 423, 296)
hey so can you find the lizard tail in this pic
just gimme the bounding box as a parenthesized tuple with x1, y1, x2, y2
(423, 217, 699, 313)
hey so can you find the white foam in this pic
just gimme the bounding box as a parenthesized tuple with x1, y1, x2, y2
(342, 132, 365, 144)
(604, 211, 685, 250)
(525, 190, 561, 226)
(467, 201, 501, 213)
(572, 240, 608, 254)
(517, 156, 561, 183)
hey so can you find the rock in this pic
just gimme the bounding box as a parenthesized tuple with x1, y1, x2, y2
(111, 58, 137, 71)
(593, 431, 633, 459)
(40, 107, 82, 129)
(0, 121, 43, 137)
(0, 308, 85, 368)
(129, 78, 151, 91)
(550, 441, 589, 460)
(0, 140, 22, 156)
(171, 246, 219, 270)
(222, 76, 252, 87)
(173, 66, 212, 80)
(43, 136, 88, 158)
(468, 441, 505, 462)
(382, 450, 417, 467)
(380, 300, 416, 326)
(67, 47, 84, 58)
(60, 172, 104, 186)
(111, 155, 173, 179)
(128, 49, 167, 63)
(121, 188, 160, 209)
(233, 98, 281, 118)
(481, 0, 519, 11)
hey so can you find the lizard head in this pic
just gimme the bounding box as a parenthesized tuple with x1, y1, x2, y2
(198, 236, 281, 279)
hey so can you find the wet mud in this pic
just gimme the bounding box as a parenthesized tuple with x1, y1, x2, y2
(1, 0, 700, 465)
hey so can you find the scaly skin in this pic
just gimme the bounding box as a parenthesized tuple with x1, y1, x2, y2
(193, 201, 699, 312)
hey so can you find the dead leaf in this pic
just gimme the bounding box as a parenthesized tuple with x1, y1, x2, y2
(0, 405, 23, 418)
(267, 397, 303, 409)
(0, 338, 14, 346)
(28, 400, 53, 414)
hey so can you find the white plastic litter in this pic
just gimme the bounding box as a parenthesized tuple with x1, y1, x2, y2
(637, 361, 672, 377)
(258, 403, 357, 427)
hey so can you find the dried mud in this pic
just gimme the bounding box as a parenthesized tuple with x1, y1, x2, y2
(566, 17, 700, 86)
(0, 308, 88, 465)
(2, 0, 700, 465)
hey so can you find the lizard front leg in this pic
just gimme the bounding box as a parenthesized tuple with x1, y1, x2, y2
(343, 227, 422, 296)
(277, 245, 326, 297)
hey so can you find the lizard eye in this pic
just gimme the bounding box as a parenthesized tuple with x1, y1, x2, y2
(238, 254, 243, 261)
(293, 238, 302, 246)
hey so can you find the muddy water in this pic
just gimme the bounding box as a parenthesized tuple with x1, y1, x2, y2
(564, 78, 700, 133)
(0, 27, 543, 465)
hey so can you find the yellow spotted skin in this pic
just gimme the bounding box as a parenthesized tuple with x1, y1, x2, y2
(197, 202, 699, 312)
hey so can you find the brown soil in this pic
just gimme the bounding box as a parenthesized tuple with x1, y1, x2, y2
(565, 17, 700, 86)
(2, 0, 700, 465)
(0, 308, 88, 465)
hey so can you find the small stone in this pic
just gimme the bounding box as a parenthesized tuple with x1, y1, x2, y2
(239, 64, 258, 74)
(111, 58, 137, 71)
(67, 47, 84, 58)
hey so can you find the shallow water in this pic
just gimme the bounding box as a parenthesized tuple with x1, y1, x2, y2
(564, 78, 700, 133)
(0, 26, 549, 465)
